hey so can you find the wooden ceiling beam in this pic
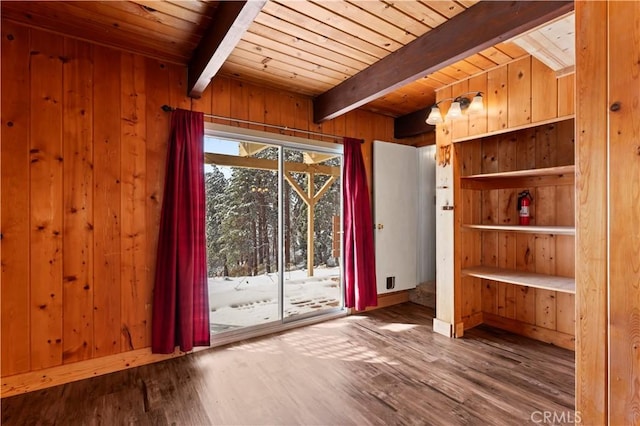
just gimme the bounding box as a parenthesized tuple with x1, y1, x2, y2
(188, 0, 266, 98)
(313, 1, 574, 123)
(394, 107, 435, 139)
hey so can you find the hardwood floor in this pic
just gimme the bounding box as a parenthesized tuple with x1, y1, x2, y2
(1, 303, 575, 425)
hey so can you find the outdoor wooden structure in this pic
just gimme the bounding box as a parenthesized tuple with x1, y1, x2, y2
(204, 151, 340, 277)
(1, 1, 639, 424)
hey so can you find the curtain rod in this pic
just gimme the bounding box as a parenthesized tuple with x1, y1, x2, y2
(160, 104, 360, 143)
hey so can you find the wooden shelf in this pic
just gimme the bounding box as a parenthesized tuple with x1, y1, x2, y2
(460, 165, 575, 190)
(452, 115, 575, 143)
(462, 165, 575, 180)
(462, 266, 575, 294)
(461, 224, 575, 235)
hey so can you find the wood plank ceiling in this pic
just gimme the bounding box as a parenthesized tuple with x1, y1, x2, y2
(227, 0, 531, 118)
(1, 1, 563, 121)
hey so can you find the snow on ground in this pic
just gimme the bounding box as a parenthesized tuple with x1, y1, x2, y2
(208, 266, 341, 332)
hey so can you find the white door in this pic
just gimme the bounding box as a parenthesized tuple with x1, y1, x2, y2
(373, 141, 418, 294)
(417, 145, 437, 284)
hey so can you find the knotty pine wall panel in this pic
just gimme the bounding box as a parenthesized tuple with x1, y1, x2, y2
(507, 56, 532, 128)
(456, 123, 576, 345)
(144, 59, 170, 332)
(439, 57, 574, 142)
(62, 38, 94, 363)
(92, 45, 123, 358)
(119, 53, 150, 353)
(29, 29, 65, 371)
(1, 21, 31, 376)
(607, 2, 640, 423)
(1, 20, 399, 388)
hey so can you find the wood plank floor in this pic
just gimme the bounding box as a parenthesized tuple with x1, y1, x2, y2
(1, 303, 575, 425)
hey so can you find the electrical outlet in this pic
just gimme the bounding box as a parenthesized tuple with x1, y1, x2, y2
(386, 276, 396, 290)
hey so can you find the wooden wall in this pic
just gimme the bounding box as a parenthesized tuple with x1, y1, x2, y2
(434, 56, 575, 335)
(575, 1, 640, 424)
(441, 56, 574, 143)
(455, 122, 575, 350)
(1, 20, 401, 395)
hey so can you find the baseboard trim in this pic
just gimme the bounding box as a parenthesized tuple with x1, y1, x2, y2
(1, 347, 188, 398)
(432, 318, 453, 337)
(483, 313, 575, 351)
(350, 290, 410, 314)
(2, 309, 351, 399)
(463, 312, 484, 330)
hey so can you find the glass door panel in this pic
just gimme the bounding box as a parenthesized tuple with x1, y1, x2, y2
(282, 148, 342, 319)
(205, 138, 280, 333)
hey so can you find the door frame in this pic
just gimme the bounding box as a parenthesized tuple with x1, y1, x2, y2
(204, 123, 347, 345)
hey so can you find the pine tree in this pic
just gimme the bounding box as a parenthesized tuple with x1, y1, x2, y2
(204, 166, 228, 276)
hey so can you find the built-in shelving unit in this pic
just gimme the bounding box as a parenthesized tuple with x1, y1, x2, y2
(453, 117, 576, 349)
(462, 265, 576, 294)
(461, 224, 575, 235)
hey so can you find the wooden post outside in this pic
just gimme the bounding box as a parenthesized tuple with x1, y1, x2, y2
(307, 172, 315, 277)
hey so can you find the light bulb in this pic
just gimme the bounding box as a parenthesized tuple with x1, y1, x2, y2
(425, 106, 443, 125)
(469, 93, 484, 113)
(445, 101, 462, 120)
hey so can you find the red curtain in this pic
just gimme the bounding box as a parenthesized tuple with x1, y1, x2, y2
(152, 109, 210, 354)
(343, 137, 378, 311)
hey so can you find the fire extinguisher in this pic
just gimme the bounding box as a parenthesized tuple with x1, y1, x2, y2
(517, 190, 533, 225)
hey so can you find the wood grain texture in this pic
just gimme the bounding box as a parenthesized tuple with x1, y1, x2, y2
(2, 21, 403, 387)
(1, 21, 31, 376)
(608, 2, 640, 423)
(120, 53, 149, 352)
(29, 29, 64, 371)
(556, 293, 575, 336)
(507, 56, 531, 128)
(0, 0, 541, 120)
(92, 46, 123, 358)
(0, 1, 206, 64)
(467, 73, 488, 136)
(168, 63, 190, 110)
(2, 347, 186, 397)
(144, 58, 170, 344)
(211, 75, 231, 124)
(557, 74, 575, 117)
(454, 115, 575, 345)
(62, 38, 94, 363)
(535, 124, 557, 168)
(1, 303, 576, 424)
(555, 118, 575, 167)
(465, 266, 574, 294)
(313, 0, 573, 121)
(575, 1, 608, 422)
(187, 0, 265, 96)
(483, 313, 574, 351)
(531, 57, 557, 122)
(487, 65, 508, 132)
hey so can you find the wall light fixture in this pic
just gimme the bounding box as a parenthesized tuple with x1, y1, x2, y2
(425, 91, 484, 125)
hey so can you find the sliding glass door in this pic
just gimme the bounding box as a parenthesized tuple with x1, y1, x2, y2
(282, 148, 342, 320)
(204, 129, 343, 337)
(205, 139, 280, 332)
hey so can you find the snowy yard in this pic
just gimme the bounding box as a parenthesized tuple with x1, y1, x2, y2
(208, 266, 342, 332)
